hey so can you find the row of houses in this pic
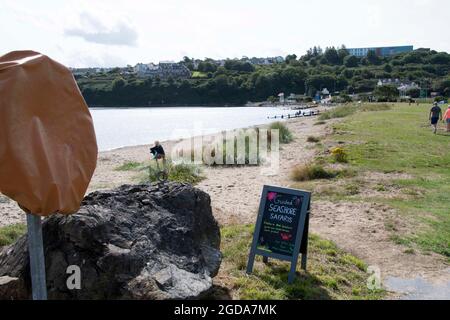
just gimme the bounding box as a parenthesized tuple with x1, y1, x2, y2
(134, 61, 192, 79)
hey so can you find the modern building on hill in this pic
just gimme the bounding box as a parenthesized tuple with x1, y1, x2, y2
(348, 46, 413, 57)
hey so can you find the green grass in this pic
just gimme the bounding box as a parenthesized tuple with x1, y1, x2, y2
(141, 161, 205, 184)
(220, 225, 384, 300)
(319, 105, 358, 120)
(329, 103, 450, 256)
(115, 161, 143, 171)
(116, 160, 205, 185)
(319, 103, 392, 121)
(191, 71, 208, 78)
(0, 224, 26, 246)
(269, 122, 294, 144)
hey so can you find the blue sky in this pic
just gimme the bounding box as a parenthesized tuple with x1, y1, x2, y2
(1, 0, 449, 67)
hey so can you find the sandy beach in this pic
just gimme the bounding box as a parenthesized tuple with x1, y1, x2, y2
(1, 113, 448, 291)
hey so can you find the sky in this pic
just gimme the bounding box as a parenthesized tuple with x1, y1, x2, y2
(1, 0, 449, 67)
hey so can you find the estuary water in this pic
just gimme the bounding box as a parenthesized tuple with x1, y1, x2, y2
(90, 106, 300, 151)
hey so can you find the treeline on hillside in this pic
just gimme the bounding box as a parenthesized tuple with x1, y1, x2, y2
(78, 46, 450, 106)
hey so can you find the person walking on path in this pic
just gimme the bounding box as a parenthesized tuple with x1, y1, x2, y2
(429, 102, 442, 134)
(444, 105, 450, 133)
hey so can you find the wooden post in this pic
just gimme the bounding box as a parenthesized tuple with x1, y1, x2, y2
(26, 213, 47, 300)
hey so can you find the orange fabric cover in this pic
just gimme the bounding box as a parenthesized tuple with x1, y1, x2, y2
(0, 51, 98, 216)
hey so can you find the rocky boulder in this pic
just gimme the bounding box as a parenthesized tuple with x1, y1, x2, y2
(0, 182, 221, 300)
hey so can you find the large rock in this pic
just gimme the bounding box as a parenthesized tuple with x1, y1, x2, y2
(0, 183, 221, 300)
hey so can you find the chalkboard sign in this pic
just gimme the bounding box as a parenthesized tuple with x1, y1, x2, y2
(246, 186, 311, 284)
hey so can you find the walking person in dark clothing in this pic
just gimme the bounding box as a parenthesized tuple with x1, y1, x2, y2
(429, 102, 442, 134)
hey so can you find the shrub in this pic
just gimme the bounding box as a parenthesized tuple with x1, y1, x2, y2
(291, 164, 336, 181)
(144, 162, 204, 184)
(307, 136, 320, 143)
(331, 147, 348, 163)
(269, 122, 293, 144)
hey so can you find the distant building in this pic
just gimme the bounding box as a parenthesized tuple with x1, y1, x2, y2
(348, 46, 413, 57)
(377, 78, 420, 97)
(248, 56, 285, 65)
(134, 62, 191, 79)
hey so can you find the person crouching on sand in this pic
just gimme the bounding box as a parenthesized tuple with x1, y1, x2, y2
(150, 141, 166, 166)
(444, 106, 450, 133)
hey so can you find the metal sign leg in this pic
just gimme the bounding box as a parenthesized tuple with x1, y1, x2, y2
(26, 213, 48, 300)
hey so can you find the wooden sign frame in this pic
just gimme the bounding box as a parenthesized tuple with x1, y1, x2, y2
(246, 185, 311, 284)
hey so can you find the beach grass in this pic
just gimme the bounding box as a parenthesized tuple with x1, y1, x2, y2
(0, 223, 26, 247)
(291, 164, 337, 181)
(319, 103, 450, 257)
(115, 161, 143, 171)
(269, 122, 294, 144)
(219, 224, 385, 300)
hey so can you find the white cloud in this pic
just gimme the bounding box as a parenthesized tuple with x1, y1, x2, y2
(64, 12, 138, 46)
(0, 0, 449, 67)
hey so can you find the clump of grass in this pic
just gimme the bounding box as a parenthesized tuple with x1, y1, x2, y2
(319, 105, 357, 120)
(219, 224, 385, 300)
(142, 162, 205, 185)
(331, 147, 348, 163)
(167, 162, 204, 184)
(0, 224, 26, 246)
(269, 122, 294, 144)
(307, 136, 320, 143)
(314, 120, 327, 126)
(291, 164, 337, 181)
(115, 161, 143, 171)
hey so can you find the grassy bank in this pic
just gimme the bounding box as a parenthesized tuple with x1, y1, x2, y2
(308, 103, 450, 257)
(218, 224, 384, 300)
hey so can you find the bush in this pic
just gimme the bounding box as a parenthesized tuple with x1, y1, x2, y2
(307, 136, 320, 143)
(269, 122, 294, 144)
(145, 162, 204, 184)
(291, 164, 336, 181)
(331, 147, 348, 163)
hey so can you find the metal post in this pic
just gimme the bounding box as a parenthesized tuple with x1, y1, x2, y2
(26, 213, 47, 300)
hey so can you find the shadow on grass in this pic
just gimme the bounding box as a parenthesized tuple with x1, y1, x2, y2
(256, 263, 331, 300)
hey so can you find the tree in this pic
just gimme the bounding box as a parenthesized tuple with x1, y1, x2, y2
(198, 61, 217, 73)
(429, 53, 450, 65)
(324, 47, 340, 65)
(285, 54, 298, 64)
(373, 85, 399, 102)
(383, 63, 393, 73)
(337, 46, 349, 64)
(112, 77, 126, 90)
(344, 55, 359, 68)
(406, 88, 420, 98)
